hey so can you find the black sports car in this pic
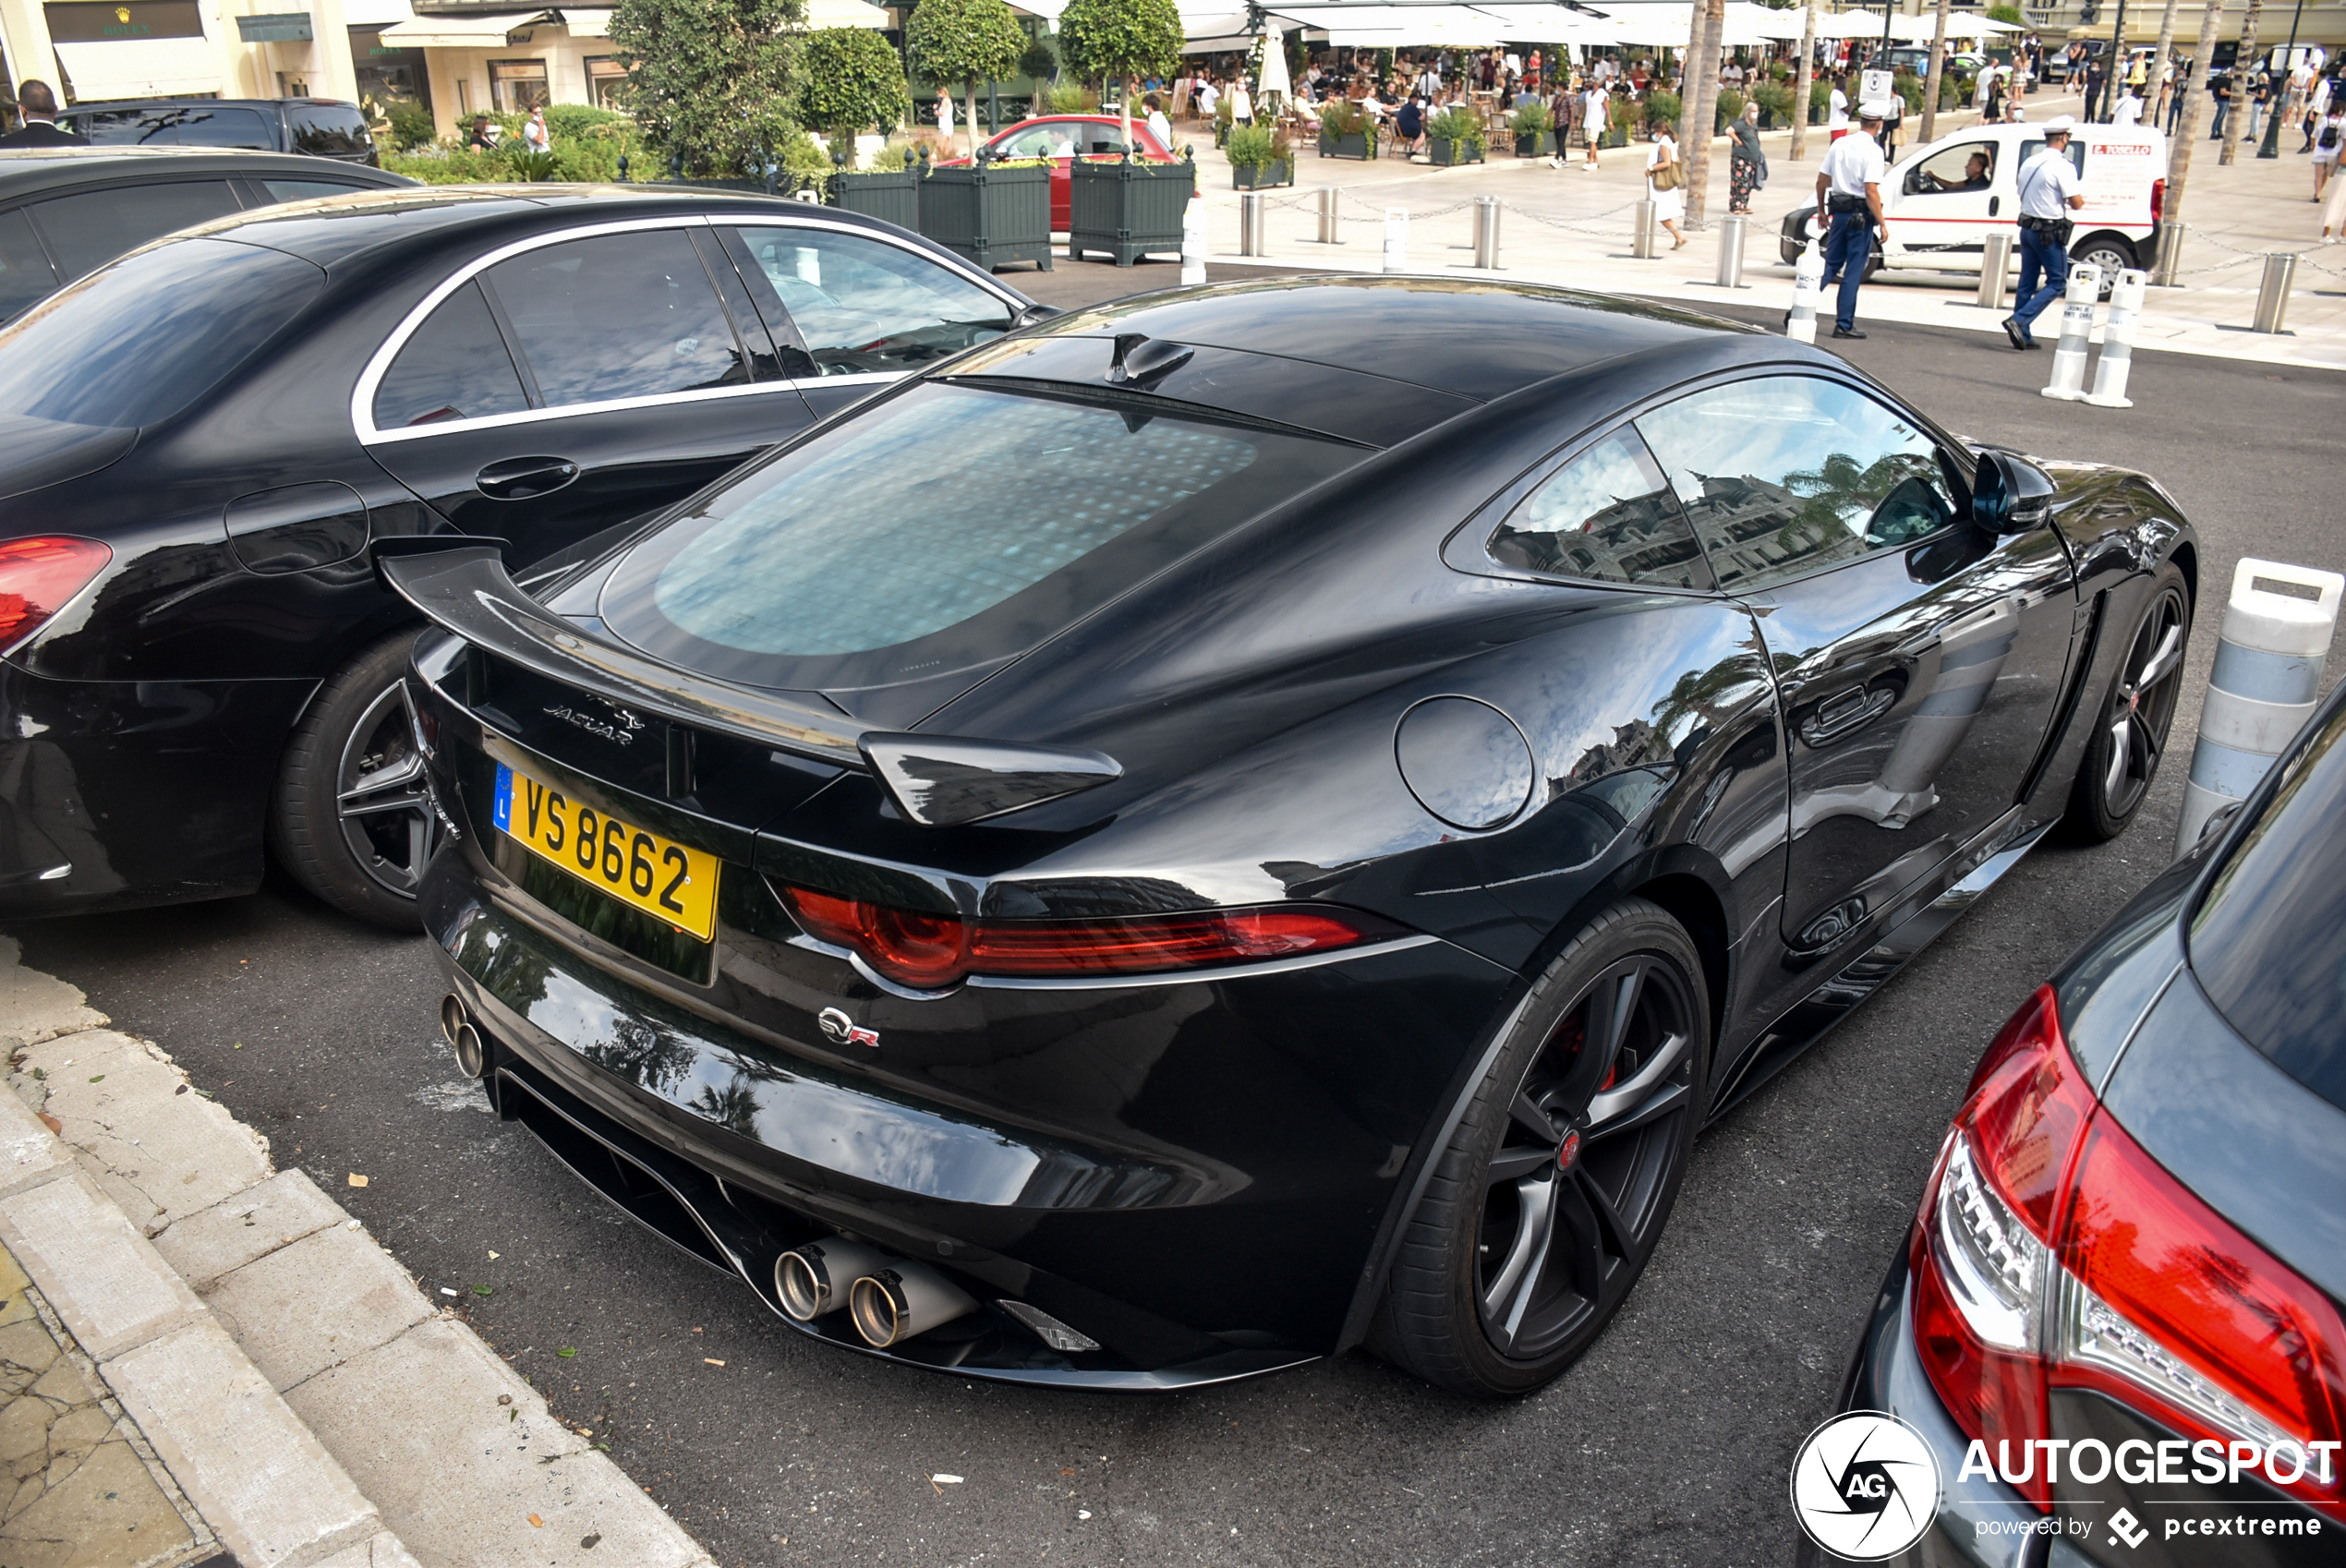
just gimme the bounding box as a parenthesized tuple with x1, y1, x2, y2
(1809, 673, 2345, 1566)
(0, 186, 1040, 925)
(394, 278, 2198, 1394)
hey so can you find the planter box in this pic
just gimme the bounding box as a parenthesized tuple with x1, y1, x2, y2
(1214, 120, 1230, 149)
(1068, 156, 1195, 266)
(916, 162, 1052, 271)
(1317, 130, 1377, 160)
(1429, 137, 1483, 166)
(1231, 159, 1293, 189)
(1512, 130, 1556, 157)
(829, 168, 918, 231)
(1603, 127, 1630, 149)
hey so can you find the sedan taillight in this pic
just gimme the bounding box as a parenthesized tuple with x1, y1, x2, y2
(1912, 984, 2346, 1516)
(0, 537, 110, 649)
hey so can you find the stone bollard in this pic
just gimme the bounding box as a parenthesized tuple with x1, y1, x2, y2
(2176, 558, 2346, 852)
(2086, 268, 2147, 408)
(2039, 263, 2102, 401)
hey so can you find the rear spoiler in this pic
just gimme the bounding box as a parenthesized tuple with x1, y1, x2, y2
(376, 543, 1120, 827)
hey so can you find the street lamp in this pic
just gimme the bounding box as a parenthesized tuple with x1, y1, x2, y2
(2256, 0, 2307, 156)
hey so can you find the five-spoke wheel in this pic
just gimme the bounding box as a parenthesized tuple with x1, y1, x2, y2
(2068, 564, 2190, 841)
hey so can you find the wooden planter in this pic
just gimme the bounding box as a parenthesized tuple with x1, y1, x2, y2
(1317, 130, 1377, 160)
(1429, 137, 1483, 166)
(1513, 130, 1556, 157)
(915, 162, 1052, 272)
(828, 168, 918, 232)
(1068, 157, 1194, 267)
(1232, 159, 1293, 189)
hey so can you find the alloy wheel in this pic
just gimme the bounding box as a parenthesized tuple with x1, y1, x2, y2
(2101, 585, 2188, 820)
(1475, 953, 1696, 1360)
(334, 681, 439, 900)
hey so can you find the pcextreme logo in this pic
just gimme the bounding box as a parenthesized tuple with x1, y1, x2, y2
(1790, 1411, 1941, 1560)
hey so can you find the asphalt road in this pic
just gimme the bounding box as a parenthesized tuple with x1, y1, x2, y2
(14, 265, 2345, 1568)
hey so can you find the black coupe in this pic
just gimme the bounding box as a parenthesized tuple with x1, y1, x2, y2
(394, 278, 2198, 1394)
(0, 186, 1041, 925)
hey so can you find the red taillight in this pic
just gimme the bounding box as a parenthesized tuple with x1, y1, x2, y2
(1912, 983, 2346, 1517)
(2151, 177, 2165, 223)
(780, 887, 1380, 989)
(0, 537, 110, 648)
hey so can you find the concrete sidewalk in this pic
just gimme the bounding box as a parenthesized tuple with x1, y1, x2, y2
(1172, 90, 2346, 372)
(0, 939, 715, 1568)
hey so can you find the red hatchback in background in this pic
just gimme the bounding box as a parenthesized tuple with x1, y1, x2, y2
(939, 115, 1183, 231)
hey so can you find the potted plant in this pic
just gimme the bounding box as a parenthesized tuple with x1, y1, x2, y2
(804, 26, 915, 225)
(1643, 90, 1681, 140)
(1214, 94, 1235, 148)
(1715, 88, 1744, 133)
(1605, 95, 1634, 149)
(905, 0, 1026, 159)
(1751, 80, 1793, 130)
(1509, 100, 1554, 158)
(1426, 106, 1483, 166)
(1809, 77, 1834, 127)
(1227, 122, 1292, 187)
(1058, 0, 1182, 161)
(1318, 99, 1378, 159)
(917, 153, 1055, 271)
(1067, 149, 1193, 264)
(832, 140, 921, 227)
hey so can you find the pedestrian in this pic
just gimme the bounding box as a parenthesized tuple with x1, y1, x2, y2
(2210, 69, 2231, 140)
(1582, 80, 1606, 169)
(2315, 107, 2343, 199)
(1144, 94, 1173, 151)
(1829, 74, 1851, 141)
(2003, 115, 2086, 351)
(2112, 88, 2142, 127)
(1814, 100, 1890, 340)
(466, 114, 497, 151)
(0, 79, 86, 147)
(524, 105, 551, 152)
(936, 87, 955, 152)
(2321, 139, 2346, 240)
(1728, 100, 1767, 214)
(1229, 76, 1253, 127)
(2084, 52, 2108, 123)
(1647, 117, 1687, 249)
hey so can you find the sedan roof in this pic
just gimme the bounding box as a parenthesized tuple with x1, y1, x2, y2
(0, 147, 413, 199)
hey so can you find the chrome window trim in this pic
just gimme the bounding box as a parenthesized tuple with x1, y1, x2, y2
(350, 212, 1024, 446)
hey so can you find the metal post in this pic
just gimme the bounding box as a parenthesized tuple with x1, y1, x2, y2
(2253, 252, 2298, 332)
(1977, 231, 2013, 310)
(1633, 199, 1659, 259)
(1714, 213, 1747, 287)
(2151, 220, 2188, 287)
(1240, 190, 1268, 257)
(1317, 186, 1341, 244)
(2257, 0, 2309, 157)
(1472, 196, 1502, 270)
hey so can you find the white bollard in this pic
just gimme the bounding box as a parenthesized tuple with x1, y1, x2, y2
(1382, 208, 1409, 272)
(1785, 241, 1824, 344)
(2086, 268, 2146, 408)
(2175, 559, 2346, 852)
(1180, 199, 1207, 286)
(2039, 263, 2102, 401)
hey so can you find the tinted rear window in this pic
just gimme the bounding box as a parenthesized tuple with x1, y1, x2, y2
(286, 103, 371, 156)
(0, 237, 323, 428)
(601, 381, 1360, 692)
(175, 106, 276, 149)
(2189, 699, 2346, 1112)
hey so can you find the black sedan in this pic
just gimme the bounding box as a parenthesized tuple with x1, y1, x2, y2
(0, 186, 1041, 925)
(1808, 681, 2345, 1564)
(393, 277, 2198, 1393)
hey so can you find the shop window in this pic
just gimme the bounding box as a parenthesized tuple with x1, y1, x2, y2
(490, 59, 550, 113)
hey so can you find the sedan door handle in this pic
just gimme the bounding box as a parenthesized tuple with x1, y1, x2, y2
(476, 456, 579, 501)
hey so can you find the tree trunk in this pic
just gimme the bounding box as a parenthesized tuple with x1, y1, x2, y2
(1790, 0, 1820, 161)
(2164, 0, 2229, 239)
(2219, 0, 2264, 164)
(964, 82, 980, 155)
(2151, 0, 2183, 126)
(1920, 0, 1953, 144)
(1680, 0, 1726, 227)
(1121, 74, 1134, 153)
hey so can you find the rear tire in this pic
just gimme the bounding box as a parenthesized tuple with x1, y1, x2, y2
(2071, 234, 2137, 297)
(1372, 899, 1708, 1397)
(270, 630, 441, 931)
(2064, 563, 2190, 843)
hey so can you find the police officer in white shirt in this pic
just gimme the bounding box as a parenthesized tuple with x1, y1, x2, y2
(2003, 115, 2086, 349)
(1814, 101, 1890, 339)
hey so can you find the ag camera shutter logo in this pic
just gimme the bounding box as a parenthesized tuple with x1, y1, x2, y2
(1790, 1410, 1942, 1560)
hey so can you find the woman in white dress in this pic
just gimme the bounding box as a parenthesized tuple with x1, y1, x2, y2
(1582, 84, 1606, 169)
(1647, 122, 1687, 248)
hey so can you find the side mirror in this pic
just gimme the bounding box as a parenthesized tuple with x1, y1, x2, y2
(1970, 447, 2057, 534)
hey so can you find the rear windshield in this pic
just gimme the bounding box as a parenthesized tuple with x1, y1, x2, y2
(286, 103, 372, 157)
(2189, 699, 2346, 1113)
(0, 237, 323, 429)
(601, 380, 1360, 693)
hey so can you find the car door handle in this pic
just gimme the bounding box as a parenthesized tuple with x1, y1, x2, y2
(1989, 195, 2001, 216)
(476, 456, 579, 501)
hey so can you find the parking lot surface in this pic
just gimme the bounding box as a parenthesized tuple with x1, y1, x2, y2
(14, 275, 2344, 1567)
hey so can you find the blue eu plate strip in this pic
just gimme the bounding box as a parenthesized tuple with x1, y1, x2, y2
(492, 763, 513, 833)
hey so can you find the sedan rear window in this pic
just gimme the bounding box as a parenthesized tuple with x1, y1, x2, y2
(601, 381, 1360, 693)
(0, 238, 323, 429)
(2189, 700, 2346, 1113)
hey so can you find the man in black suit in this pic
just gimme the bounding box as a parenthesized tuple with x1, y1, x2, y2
(0, 82, 89, 146)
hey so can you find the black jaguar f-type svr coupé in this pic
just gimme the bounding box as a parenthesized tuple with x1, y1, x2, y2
(393, 278, 2195, 1396)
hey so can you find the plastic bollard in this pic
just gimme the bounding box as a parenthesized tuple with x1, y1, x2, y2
(1383, 208, 1409, 273)
(1180, 199, 1207, 286)
(2039, 263, 2102, 401)
(2086, 268, 2146, 408)
(1785, 241, 1824, 344)
(2175, 558, 2346, 852)
(1632, 199, 1658, 259)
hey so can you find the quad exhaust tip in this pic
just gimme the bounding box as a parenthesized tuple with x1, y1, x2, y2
(774, 1236, 892, 1321)
(849, 1261, 977, 1348)
(439, 994, 486, 1080)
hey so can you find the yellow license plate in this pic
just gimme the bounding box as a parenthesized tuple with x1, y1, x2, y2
(492, 762, 719, 940)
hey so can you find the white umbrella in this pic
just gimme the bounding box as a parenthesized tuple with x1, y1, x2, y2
(1257, 28, 1292, 99)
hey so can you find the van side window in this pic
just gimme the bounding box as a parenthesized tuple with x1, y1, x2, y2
(1905, 141, 1997, 195)
(2017, 139, 2086, 178)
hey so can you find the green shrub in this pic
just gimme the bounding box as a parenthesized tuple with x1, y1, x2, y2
(866, 139, 915, 171)
(1717, 88, 1745, 125)
(1753, 81, 1795, 124)
(1214, 93, 1234, 125)
(382, 99, 435, 151)
(1019, 36, 1058, 81)
(1225, 120, 1276, 166)
(506, 146, 560, 182)
(1426, 106, 1481, 150)
(1509, 99, 1553, 134)
(1893, 71, 1924, 114)
(543, 103, 631, 139)
(1810, 77, 1834, 123)
(1320, 99, 1368, 139)
(1986, 4, 2023, 22)
(1046, 81, 1098, 113)
(1644, 90, 1681, 135)
(801, 25, 909, 135)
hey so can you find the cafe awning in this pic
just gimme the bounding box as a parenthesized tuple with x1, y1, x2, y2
(377, 11, 552, 47)
(54, 38, 223, 100)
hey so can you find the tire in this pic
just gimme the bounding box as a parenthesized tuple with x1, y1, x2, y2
(2071, 234, 2137, 298)
(270, 629, 441, 930)
(1372, 898, 1709, 1398)
(2064, 563, 2191, 843)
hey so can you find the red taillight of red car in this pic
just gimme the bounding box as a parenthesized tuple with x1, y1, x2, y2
(780, 886, 1380, 990)
(1912, 983, 2346, 1517)
(0, 537, 111, 649)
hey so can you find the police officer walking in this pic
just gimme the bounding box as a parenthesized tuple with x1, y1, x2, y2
(1814, 101, 1891, 341)
(2002, 115, 2086, 350)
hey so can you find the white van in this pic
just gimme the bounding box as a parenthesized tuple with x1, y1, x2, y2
(1777, 121, 2166, 292)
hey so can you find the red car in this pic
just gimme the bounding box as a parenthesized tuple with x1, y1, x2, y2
(940, 115, 1182, 231)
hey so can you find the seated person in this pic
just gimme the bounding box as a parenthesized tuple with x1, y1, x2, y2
(1920, 150, 1993, 190)
(1396, 94, 1426, 151)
